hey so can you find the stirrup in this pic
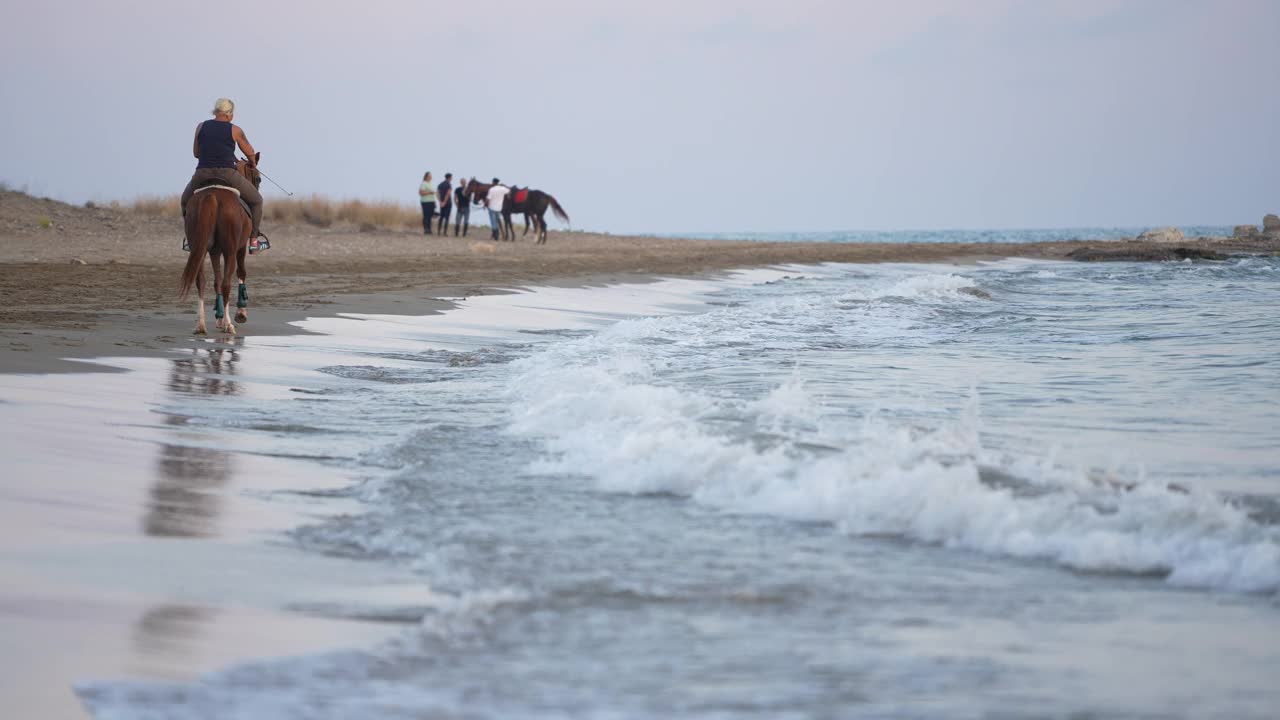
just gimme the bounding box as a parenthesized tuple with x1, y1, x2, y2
(249, 232, 270, 255)
(182, 237, 190, 252)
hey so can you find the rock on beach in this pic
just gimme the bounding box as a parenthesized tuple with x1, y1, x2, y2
(1134, 227, 1185, 243)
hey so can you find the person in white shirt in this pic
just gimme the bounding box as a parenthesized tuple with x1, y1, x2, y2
(485, 178, 510, 241)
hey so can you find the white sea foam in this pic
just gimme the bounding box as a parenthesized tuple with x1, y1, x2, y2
(858, 272, 980, 301)
(503, 289, 1280, 595)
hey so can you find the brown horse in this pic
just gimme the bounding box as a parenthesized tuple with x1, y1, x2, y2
(464, 180, 569, 243)
(503, 188, 569, 244)
(178, 154, 260, 335)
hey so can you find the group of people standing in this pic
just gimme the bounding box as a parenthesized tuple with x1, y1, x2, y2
(418, 171, 512, 241)
(418, 172, 471, 237)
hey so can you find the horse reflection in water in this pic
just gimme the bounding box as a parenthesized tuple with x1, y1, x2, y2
(146, 441, 233, 538)
(130, 604, 214, 670)
(166, 342, 243, 397)
(144, 343, 243, 537)
(126, 344, 252, 675)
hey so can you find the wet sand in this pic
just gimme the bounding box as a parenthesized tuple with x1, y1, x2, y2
(0, 351, 450, 718)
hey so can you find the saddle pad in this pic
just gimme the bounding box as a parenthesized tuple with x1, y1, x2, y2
(514, 189, 528, 204)
(189, 185, 252, 219)
(193, 184, 241, 198)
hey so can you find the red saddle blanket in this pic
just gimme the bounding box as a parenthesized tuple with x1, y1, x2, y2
(514, 189, 529, 204)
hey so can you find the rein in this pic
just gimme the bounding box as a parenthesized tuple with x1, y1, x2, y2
(239, 156, 293, 196)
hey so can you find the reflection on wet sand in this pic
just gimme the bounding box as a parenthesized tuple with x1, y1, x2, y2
(166, 343, 243, 397)
(132, 604, 214, 664)
(146, 442, 232, 537)
(143, 345, 245, 538)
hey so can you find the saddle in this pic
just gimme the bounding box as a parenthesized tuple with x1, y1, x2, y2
(190, 183, 253, 220)
(513, 188, 529, 204)
(182, 180, 265, 254)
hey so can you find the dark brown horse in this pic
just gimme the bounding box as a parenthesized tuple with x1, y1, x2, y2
(464, 180, 569, 244)
(178, 154, 260, 335)
(503, 188, 569, 244)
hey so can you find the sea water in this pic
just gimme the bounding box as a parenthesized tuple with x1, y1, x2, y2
(671, 226, 1236, 244)
(75, 254, 1279, 719)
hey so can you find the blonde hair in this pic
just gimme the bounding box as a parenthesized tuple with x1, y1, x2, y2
(211, 98, 235, 116)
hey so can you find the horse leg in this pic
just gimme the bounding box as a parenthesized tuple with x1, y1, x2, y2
(234, 242, 249, 324)
(523, 212, 530, 237)
(539, 211, 548, 244)
(194, 264, 208, 335)
(221, 251, 237, 335)
(210, 251, 227, 332)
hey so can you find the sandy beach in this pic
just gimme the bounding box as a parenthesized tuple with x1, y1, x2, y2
(4, 190, 1276, 373)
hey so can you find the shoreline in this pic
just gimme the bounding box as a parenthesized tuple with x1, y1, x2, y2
(3, 231, 1277, 375)
(2, 189, 1277, 373)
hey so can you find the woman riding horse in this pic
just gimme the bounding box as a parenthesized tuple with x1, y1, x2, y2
(179, 97, 267, 253)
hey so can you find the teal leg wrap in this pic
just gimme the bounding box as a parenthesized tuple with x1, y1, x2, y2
(215, 295, 225, 320)
(237, 283, 249, 308)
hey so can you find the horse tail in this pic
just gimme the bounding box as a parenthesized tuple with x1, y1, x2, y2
(547, 194, 570, 225)
(178, 193, 215, 299)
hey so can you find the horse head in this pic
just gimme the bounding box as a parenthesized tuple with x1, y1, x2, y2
(467, 179, 491, 203)
(237, 152, 261, 190)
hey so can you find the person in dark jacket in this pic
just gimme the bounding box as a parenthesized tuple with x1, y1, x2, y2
(436, 173, 453, 235)
(454, 177, 470, 236)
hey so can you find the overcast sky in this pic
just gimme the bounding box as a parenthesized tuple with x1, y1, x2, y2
(1, 0, 1276, 234)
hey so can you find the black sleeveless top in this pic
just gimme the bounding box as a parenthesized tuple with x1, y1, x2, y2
(196, 120, 237, 169)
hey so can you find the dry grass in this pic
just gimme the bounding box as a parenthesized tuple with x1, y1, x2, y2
(265, 195, 422, 230)
(132, 195, 181, 216)
(128, 194, 423, 231)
